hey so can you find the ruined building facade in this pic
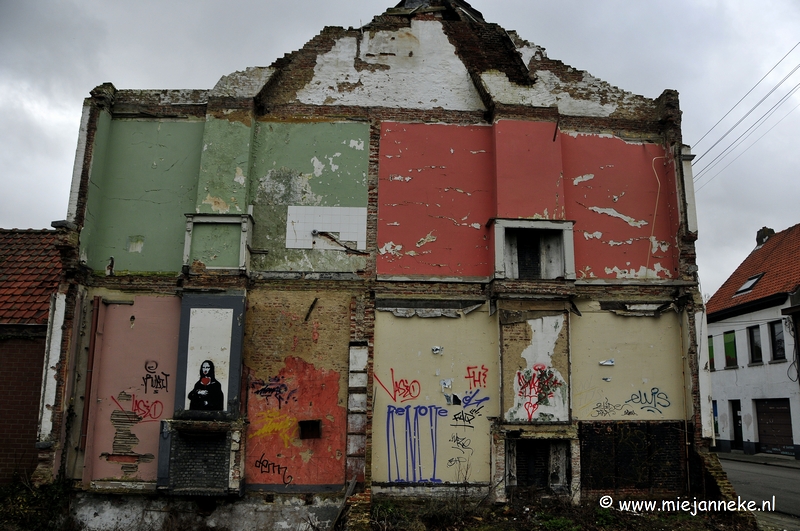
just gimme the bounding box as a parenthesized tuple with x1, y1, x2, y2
(36, 1, 713, 527)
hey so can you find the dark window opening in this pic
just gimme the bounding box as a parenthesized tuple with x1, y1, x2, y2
(505, 229, 564, 280)
(516, 439, 550, 488)
(770, 321, 785, 361)
(708, 336, 715, 371)
(748, 325, 762, 364)
(724, 331, 737, 368)
(299, 420, 322, 439)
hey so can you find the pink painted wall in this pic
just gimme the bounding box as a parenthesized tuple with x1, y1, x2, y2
(83, 296, 181, 484)
(246, 356, 346, 487)
(377, 121, 680, 280)
(378, 122, 495, 278)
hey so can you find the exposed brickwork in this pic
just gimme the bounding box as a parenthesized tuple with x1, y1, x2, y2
(0, 336, 46, 483)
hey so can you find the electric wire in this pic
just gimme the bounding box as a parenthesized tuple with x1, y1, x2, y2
(694, 80, 800, 183)
(692, 62, 800, 165)
(696, 100, 800, 193)
(693, 41, 800, 147)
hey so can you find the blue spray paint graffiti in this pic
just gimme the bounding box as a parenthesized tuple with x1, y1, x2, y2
(386, 405, 448, 483)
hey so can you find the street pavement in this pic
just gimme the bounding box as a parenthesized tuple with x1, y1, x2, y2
(717, 451, 800, 531)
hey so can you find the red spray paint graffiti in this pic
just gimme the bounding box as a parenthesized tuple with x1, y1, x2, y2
(516, 364, 563, 421)
(375, 368, 421, 403)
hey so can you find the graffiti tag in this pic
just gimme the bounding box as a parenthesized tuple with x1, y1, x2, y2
(625, 387, 670, 414)
(517, 364, 563, 421)
(110, 393, 163, 423)
(461, 388, 490, 408)
(142, 360, 169, 394)
(447, 457, 467, 468)
(450, 433, 473, 454)
(250, 410, 298, 447)
(251, 376, 298, 409)
(591, 398, 623, 417)
(451, 404, 484, 429)
(375, 368, 421, 403)
(464, 364, 488, 390)
(254, 453, 293, 485)
(386, 404, 448, 483)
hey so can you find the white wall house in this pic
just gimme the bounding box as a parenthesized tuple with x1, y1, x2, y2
(707, 225, 800, 458)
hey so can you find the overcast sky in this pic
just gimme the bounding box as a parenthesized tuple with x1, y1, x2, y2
(1, 0, 798, 296)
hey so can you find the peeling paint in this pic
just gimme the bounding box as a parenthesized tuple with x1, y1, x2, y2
(588, 206, 647, 228)
(583, 231, 602, 240)
(416, 231, 437, 248)
(234, 167, 246, 185)
(379, 241, 403, 256)
(202, 193, 230, 213)
(349, 139, 364, 150)
(649, 236, 670, 254)
(604, 263, 673, 279)
(573, 174, 594, 185)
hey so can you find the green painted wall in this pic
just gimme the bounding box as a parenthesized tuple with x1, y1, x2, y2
(80, 119, 204, 273)
(249, 121, 369, 272)
(195, 116, 252, 215)
(190, 224, 240, 269)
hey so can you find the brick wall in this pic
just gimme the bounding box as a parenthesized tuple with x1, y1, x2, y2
(0, 336, 46, 483)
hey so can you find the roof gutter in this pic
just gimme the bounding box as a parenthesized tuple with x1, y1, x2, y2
(707, 293, 788, 323)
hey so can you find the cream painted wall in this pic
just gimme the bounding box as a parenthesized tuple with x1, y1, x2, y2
(373, 306, 498, 484)
(571, 301, 687, 421)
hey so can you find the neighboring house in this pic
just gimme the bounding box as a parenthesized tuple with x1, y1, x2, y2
(34, 1, 715, 528)
(0, 229, 61, 483)
(707, 225, 800, 459)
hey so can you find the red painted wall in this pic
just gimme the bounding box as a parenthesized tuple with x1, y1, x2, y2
(561, 134, 679, 280)
(0, 336, 45, 483)
(377, 121, 680, 280)
(378, 123, 495, 278)
(494, 120, 565, 220)
(246, 356, 345, 487)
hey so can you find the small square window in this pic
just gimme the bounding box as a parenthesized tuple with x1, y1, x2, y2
(494, 220, 575, 281)
(747, 326, 762, 364)
(769, 321, 785, 361)
(298, 420, 322, 439)
(724, 331, 737, 368)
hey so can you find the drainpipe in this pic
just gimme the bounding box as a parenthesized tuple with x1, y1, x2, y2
(79, 296, 101, 451)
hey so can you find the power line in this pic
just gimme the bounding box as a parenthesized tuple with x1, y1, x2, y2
(693, 41, 800, 148)
(694, 80, 800, 181)
(693, 62, 800, 165)
(696, 100, 800, 193)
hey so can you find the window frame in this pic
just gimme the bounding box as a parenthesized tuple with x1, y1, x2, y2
(769, 320, 786, 361)
(723, 331, 737, 368)
(708, 335, 715, 371)
(747, 325, 762, 364)
(493, 219, 575, 281)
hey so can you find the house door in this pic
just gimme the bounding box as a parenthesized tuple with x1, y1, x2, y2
(731, 400, 743, 450)
(756, 399, 793, 456)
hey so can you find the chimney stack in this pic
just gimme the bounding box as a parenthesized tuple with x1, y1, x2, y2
(756, 226, 775, 246)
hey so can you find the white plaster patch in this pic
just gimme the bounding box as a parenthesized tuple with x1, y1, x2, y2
(286, 206, 367, 250)
(604, 263, 673, 279)
(416, 231, 437, 247)
(480, 70, 619, 117)
(583, 231, 602, 240)
(379, 241, 403, 257)
(588, 206, 647, 228)
(296, 21, 485, 111)
(505, 316, 569, 423)
(649, 236, 670, 254)
(234, 167, 246, 186)
(349, 139, 365, 150)
(311, 157, 325, 177)
(573, 174, 594, 185)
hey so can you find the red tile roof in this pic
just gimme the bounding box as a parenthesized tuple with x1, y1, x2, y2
(707, 223, 800, 316)
(0, 230, 61, 325)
